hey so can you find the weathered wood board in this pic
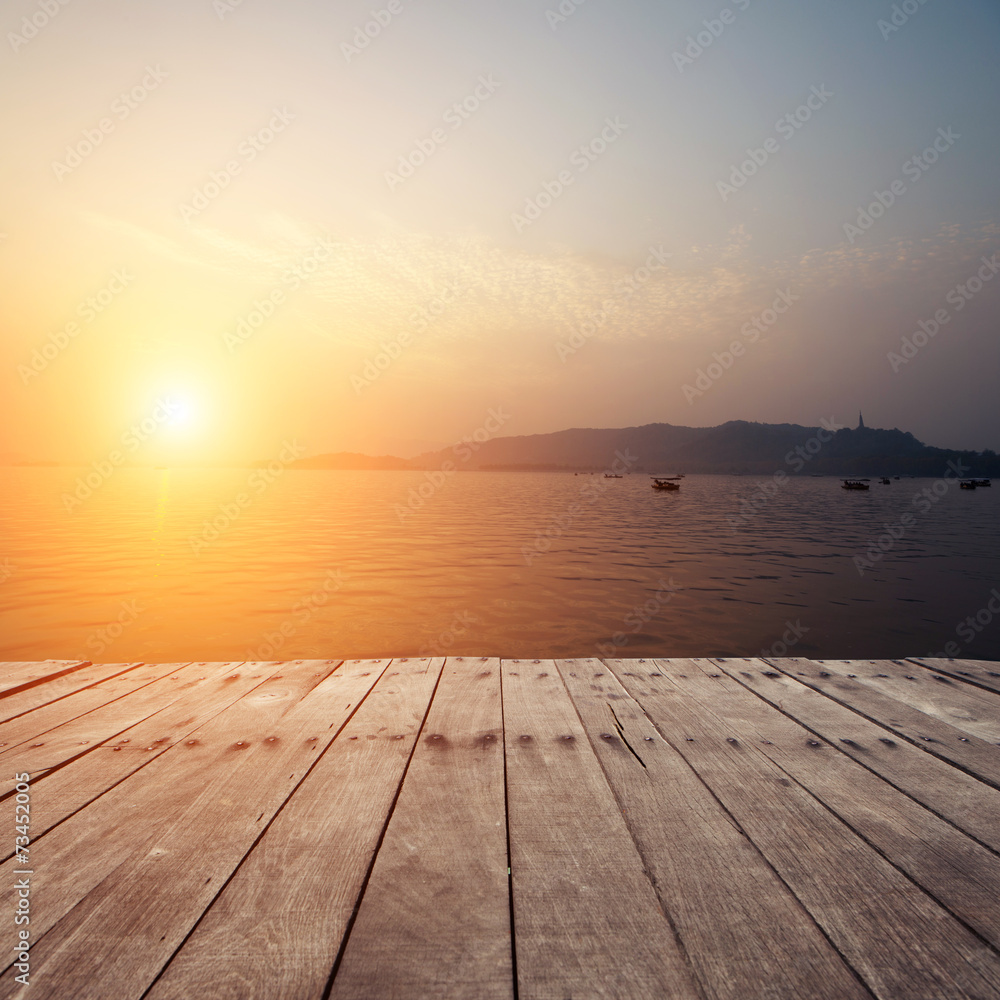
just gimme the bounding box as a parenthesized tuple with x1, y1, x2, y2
(1, 656, 998, 1000)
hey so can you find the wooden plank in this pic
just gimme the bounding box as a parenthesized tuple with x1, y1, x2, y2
(557, 658, 869, 1000)
(678, 658, 1000, 953)
(609, 658, 1000, 1000)
(0, 661, 202, 763)
(764, 657, 1000, 788)
(711, 658, 1000, 854)
(907, 657, 1000, 697)
(0, 661, 91, 697)
(0, 662, 298, 846)
(145, 658, 444, 1000)
(0, 659, 349, 971)
(501, 659, 702, 1000)
(0, 662, 219, 776)
(0, 661, 148, 725)
(0, 659, 393, 1000)
(823, 658, 1000, 743)
(330, 657, 511, 1000)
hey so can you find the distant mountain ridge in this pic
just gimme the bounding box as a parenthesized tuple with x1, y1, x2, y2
(293, 420, 999, 477)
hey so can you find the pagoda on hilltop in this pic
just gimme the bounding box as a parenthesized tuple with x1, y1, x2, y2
(857, 411, 865, 430)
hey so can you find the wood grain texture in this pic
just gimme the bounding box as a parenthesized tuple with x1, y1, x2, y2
(0, 661, 204, 776)
(0, 661, 149, 726)
(0, 661, 289, 845)
(0, 661, 91, 697)
(907, 656, 1000, 696)
(712, 657, 1000, 853)
(611, 658, 1000, 1000)
(0, 659, 346, 978)
(684, 658, 1000, 952)
(558, 657, 869, 1000)
(0, 659, 387, 1000)
(764, 657, 1000, 788)
(330, 657, 511, 1000)
(145, 658, 444, 1000)
(0, 656, 998, 1000)
(502, 659, 702, 1000)
(826, 658, 1000, 743)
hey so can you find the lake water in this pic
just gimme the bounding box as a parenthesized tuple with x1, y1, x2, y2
(1, 466, 998, 663)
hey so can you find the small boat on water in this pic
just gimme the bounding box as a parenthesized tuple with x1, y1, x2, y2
(972, 479, 992, 487)
(842, 480, 869, 490)
(960, 481, 977, 490)
(879, 477, 891, 485)
(651, 478, 681, 491)
(604, 474, 623, 479)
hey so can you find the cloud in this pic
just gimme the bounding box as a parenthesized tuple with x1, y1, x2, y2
(82, 210, 1000, 362)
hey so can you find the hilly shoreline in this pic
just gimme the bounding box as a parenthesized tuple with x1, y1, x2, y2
(288, 420, 1000, 478)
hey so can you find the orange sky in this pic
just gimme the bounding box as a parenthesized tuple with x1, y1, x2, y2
(3, 0, 999, 464)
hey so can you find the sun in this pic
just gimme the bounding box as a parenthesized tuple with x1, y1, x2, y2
(163, 396, 196, 429)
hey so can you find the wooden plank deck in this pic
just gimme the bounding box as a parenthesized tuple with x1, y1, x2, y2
(2, 656, 999, 1000)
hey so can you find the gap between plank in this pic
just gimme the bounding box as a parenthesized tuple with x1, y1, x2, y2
(138, 659, 394, 1000)
(761, 657, 1000, 793)
(611, 660, 879, 1000)
(498, 661, 520, 1000)
(761, 750, 1000, 961)
(319, 659, 447, 1000)
(0, 662, 309, 867)
(557, 659, 709, 1000)
(714, 659, 1000, 861)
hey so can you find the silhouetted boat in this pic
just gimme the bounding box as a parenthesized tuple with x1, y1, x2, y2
(879, 477, 891, 485)
(842, 480, 869, 490)
(604, 474, 623, 479)
(960, 481, 977, 490)
(972, 479, 992, 487)
(651, 478, 681, 491)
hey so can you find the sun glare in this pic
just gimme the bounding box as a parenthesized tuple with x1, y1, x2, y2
(164, 396, 196, 429)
